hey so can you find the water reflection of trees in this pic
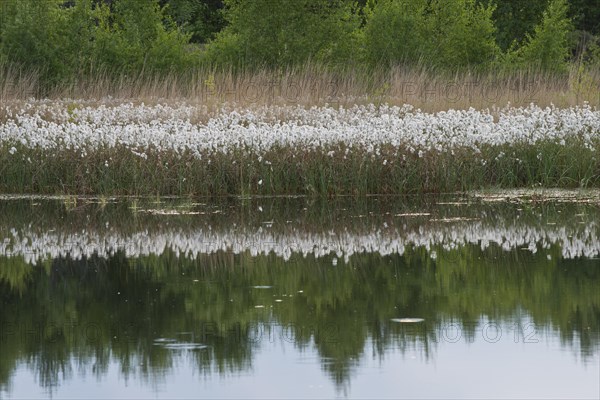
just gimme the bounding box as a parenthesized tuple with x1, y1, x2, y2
(1, 244, 598, 391)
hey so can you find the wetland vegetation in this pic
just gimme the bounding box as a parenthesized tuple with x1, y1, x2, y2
(1, 0, 600, 196)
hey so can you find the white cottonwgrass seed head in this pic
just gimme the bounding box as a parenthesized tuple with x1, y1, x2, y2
(1, 101, 599, 160)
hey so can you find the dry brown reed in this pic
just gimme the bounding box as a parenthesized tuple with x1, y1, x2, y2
(1, 63, 598, 111)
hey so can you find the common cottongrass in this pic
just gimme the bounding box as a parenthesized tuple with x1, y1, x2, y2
(1, 100, 598, 196)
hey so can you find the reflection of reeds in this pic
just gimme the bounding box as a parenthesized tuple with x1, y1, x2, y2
(1, 63, 599, 110)
(0, 197, 598, 265)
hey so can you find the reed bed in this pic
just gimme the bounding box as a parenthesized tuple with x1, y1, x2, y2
(1, 63, 599, 111)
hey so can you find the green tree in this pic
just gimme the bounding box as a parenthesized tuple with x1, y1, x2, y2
(483, 0, 549, 51)
(205, 0, 360, 68)
(159, 0, 226, 43)
(567, 0, 600, 36)
(423, 0, 500, 70)
(91, 0, 196, 74)
(0, 0, 72, 86)
(0, 0, 196, 87)
(362, 0, 428, 68)
(506, 0, 573, 72)
(362, 0, 499, 70)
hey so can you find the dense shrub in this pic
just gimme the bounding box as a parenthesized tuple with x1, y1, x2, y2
(484, 0, 549, 52)
(204, 0, 360, 68)
(0, 0, 594, 88)
(0, 0, 196, 87)
(503, 0, 573, 72)
(89, 0, 197, 74)
(160, 0, 225, 44)
(363, 0, 499, 70)
(362, 0, 427, 68)
(0, 0, 72, 86)
(424, 0, 500, 69)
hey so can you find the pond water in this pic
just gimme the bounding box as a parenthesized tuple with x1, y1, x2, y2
(0, 194, 598, 399)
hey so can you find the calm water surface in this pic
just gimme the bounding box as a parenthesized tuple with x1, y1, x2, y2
(0, 194, 598, 399)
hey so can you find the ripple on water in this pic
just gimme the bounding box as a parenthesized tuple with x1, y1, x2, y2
(160, 343, 209, 351)
(391, 318, 425, 323)
(153, 338, 209, 351)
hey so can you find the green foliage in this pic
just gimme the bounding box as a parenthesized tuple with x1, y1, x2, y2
(202, 29, 242, 68)
(0, 0, 196, 89)
(362, 0, 499, 70)
(362, 0, 427, 68)
(0, 0, 593, 88)
(205, 0, 361, 68)
(160, 0, 225, 43)
(588, 38, 600, 66)
(91, 0, 197, 74)
(568, 0, 600, 36)
(484, 0, 549, 51)
(424, 0, 500, 70)
(504, 0, 573, 72)
(0, 0, 72, 86)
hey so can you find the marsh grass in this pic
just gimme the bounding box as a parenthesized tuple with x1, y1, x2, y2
(2, 63, 599, 111)
(1, 62, 599, 196)
(1, 139, 598, 196)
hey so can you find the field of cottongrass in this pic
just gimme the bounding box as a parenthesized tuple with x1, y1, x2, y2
(1, 98, 599, 195)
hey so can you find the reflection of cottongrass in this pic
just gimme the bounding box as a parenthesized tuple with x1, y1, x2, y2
(2, 218, 598, 265)
(1, 101, 599, 158)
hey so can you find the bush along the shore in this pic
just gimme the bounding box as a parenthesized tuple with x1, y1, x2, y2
(1, 101, 599, 196)
(1, 0, 598, 95)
